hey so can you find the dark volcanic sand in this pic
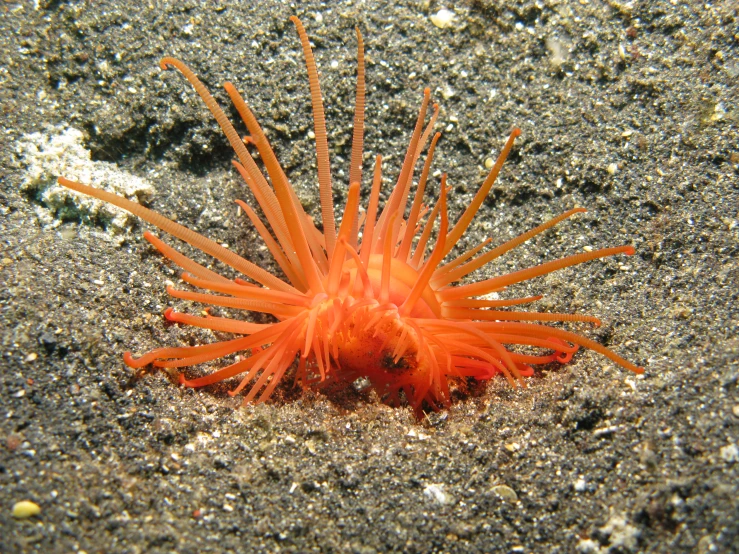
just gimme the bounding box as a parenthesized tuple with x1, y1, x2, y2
(1, 1, 737, 553)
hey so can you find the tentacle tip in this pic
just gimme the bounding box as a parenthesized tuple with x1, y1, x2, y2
(227, 390, 238, 397)
(624, 246, 636, 256)
(510, 127, 522, 138)
(179, 374, 199, 388)
(289, 15, 301, 25)
(423, 87, 431, 97)
(159, 59, 173, 71)
(123, 352, 139, 368)
(633, 366, 645, 374)
(163, 307, 176, 320)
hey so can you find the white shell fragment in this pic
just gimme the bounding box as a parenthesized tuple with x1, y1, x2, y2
(12, 500, 41, 519)
(491, 484, 518, 502)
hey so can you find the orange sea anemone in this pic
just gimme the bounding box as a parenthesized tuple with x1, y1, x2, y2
(58, 16, 643, 418)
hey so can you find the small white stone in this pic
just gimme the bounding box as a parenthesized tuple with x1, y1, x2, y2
(423, 483, 450, 505)
(430, 9, 456, 29)
(577, 538, 600, 553)
(574, 477, 587, 492)
(720, 443, 739, 463)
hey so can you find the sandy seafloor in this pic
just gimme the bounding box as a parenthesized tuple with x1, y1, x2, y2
(1, 1, 737, 552)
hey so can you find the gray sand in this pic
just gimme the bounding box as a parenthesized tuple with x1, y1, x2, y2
(1, 1, 737, 552)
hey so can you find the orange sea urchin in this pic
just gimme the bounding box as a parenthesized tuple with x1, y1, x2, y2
(58, 17, 643, 417)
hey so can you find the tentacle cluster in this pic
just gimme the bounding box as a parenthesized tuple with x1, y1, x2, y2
(59, 16, 643, 417)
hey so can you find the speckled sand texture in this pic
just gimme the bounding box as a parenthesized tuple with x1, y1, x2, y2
(1, 1, 737, 553)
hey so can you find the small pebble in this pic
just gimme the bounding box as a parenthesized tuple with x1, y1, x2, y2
(491, 484, 518, 502)
(719, 443, 738, 463)
(430, 9, 455, 29)
(423, 484, 450, 505)
(12, 500, 41, 519)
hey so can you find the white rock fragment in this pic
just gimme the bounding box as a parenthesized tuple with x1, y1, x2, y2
(423, 483, 451, 505)
(546, 38, 568, 68)
(430, 8, 456, 29)
(16, 127, 154, 231)
(598, 514, 641, 552)
(576, 538, 600, 553)
(574, 476, 588, 492)
(720, 443, 739, 463)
